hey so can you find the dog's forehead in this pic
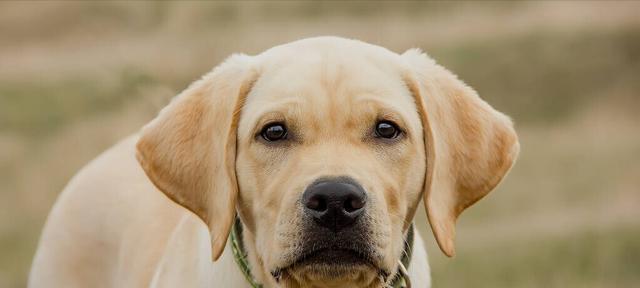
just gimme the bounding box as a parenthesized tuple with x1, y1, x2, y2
(253, 37, 405, 98)
(241, 38, 418, 125)
(253, 61, 402, 103)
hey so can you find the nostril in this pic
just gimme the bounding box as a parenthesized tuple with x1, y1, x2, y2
(302, 177, 367, 232)
(306, 195, 328, 212)
(344, 195, 366, 213)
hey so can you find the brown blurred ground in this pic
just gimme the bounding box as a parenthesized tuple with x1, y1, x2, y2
(1, 2, 639, 287)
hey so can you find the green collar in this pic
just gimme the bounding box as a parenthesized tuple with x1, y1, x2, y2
(230, 218, 414, 288)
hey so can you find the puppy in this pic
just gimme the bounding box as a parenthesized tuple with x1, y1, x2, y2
(30, 37, 519, 288)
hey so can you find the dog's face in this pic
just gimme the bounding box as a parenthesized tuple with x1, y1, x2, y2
(235, 50, 426, 286)
(136, 37, 519, 288)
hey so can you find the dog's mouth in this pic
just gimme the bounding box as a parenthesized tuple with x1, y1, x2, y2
(293, 247, 374, 267)
(271, 247, 390, 283)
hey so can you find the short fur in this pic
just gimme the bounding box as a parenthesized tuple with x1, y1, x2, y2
(30, 37, 518, 288)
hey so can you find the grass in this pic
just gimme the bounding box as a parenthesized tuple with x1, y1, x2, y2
(429, 226, 640, 288)
(427, 28, 640, 124)
(0, 68, 155, 139)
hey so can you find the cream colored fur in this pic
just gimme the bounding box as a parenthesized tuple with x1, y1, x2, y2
(30, 37, 517, 288)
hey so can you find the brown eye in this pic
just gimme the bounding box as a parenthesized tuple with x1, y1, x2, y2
(261, 123, 287, 141)
(375, 121, 400, 139)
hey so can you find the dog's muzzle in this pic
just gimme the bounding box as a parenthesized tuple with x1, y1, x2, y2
(281, 177, 380, 271)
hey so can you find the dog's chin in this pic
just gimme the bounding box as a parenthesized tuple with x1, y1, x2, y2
(289, 264, 378, 287)
(276, 249, 384, 287)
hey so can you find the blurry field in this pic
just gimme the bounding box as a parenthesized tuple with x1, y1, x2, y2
(1, 2, 639, 287)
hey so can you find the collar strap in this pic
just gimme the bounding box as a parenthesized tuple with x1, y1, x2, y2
(230, 218, 414, 288)
(391, 224, 414, 288)
(230, 218, 263, 287)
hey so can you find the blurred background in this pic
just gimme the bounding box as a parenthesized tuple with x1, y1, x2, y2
(1, 1, 639, 287)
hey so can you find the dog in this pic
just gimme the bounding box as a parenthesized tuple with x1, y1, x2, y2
(30, 37, 519, 288)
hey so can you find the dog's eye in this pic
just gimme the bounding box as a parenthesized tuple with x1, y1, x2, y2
(374, 121, 401, 139)
(261, 123, 288, 141)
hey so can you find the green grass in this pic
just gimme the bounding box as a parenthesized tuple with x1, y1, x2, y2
(0, 68, 155, 139)
(430, 226, 640, 288)
(427, 28, 640, 124)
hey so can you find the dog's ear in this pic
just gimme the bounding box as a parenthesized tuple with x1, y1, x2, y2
(136, 54, 258, 261)
(402, 49, 519, 257)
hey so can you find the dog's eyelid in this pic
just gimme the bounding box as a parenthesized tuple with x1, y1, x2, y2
(375, 114, 408, 136)
(252, 114, 287, 138)
(254, 121, 286, 138)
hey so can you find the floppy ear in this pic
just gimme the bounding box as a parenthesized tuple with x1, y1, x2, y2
(402, 49, 520, 257)
(136, 54, 258, 261)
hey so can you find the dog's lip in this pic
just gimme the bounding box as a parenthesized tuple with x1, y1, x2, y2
(273, 246, 387, 278)
(297, 247, 373, 266)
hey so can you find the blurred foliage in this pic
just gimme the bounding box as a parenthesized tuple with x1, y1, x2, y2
(431, 28, 640, 123)
(0, 69, 155, 139)
(433, 228, 640, 288)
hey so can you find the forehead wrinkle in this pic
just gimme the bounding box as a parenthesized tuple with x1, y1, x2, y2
(253, 100, 304, 122)
(353, 95, 410, 112)
(252, 97, 305, 108)
(320, 53, 347, 101)
(245, 97, 305, 123)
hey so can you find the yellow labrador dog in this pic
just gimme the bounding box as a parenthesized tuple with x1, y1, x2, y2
(30, 37, 519, 288)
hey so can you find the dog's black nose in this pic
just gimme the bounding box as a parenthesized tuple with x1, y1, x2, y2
(302, 178, 367, 232)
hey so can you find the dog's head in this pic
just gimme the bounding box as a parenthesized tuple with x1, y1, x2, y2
(136, 37, 519, 287)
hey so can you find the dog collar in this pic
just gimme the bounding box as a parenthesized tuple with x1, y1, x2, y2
(230, 218, 414, 288)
